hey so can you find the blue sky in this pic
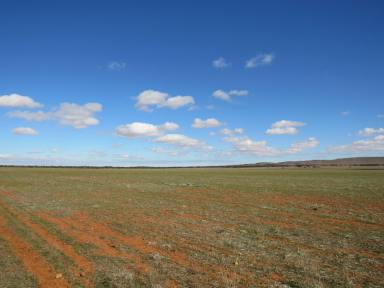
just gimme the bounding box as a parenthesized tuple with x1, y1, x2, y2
(1, 0, 384, 166)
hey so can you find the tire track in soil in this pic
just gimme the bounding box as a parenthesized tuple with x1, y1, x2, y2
(36, 211, 152, 274)
(0, 216, 70, 288)
(40, 211, 249, 286)
(0, 199, 94, 287)
(0, 190, 249, 286)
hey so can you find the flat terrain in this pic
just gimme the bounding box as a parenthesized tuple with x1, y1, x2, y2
(0, 168, 383, 288)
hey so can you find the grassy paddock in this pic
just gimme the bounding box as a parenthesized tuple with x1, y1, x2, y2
(0, 167, 383, 287)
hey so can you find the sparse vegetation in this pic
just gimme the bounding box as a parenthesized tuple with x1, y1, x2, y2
(0, 167, 383, 287)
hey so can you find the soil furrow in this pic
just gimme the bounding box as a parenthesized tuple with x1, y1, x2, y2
(49, 211, 248, 284)
(0, 200, 94, 287)
(36, 211, 151, 274)
(0, 216, 70, 288)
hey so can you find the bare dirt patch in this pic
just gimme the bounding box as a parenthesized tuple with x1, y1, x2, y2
(0, 216, 70, 288)
(0, 200, 94, 287)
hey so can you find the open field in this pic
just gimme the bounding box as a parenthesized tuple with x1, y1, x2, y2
(0, 168, 383, 288)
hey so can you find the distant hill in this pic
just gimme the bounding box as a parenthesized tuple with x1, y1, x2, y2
(227, 157, 384, 168)
(1, 157, 384, 169)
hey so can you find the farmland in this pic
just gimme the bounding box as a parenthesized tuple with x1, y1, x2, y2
(0, 167, 383, 288)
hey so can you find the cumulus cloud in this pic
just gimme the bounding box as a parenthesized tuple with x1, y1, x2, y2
(135, 90, 195, 111)
(212, 89, 249, 101)
(155, 134, 212, 150)
(266, 120, 306, 135)
(224, 136, 280, 156)
(329, 135, 384, 153)
(269, 120, 306, 128)
(358, 127, 384, 137)
(287, 137, 319, 153)
(8, 110, 49, 121)
(220, 128, 244, 136)
(234, 128, 244, 134)
(266, 127, 298, 135)
(212, 57, 231, 68)
(115, 122, 179, 138)
(12, 127, 38, 136)
(192, 118, 222, 128)
(245, 53, 274, 68)
(8, 102, 102, 129)
(54, 103, 102, 128)
(224, 134, 318, 156)
(212, 90, 230, 101)
(0, 93, 43, 108)
(116, 122, 160, 138)
(108, 61, 127, 71)
(159, 122, 179, 131)
(163, 96, 195, 109)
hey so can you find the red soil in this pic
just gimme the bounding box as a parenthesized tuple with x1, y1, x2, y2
(0, 200, 94, 287)
(0, 216, 70, 288)
(0, 190, 20, 202)
(36, 211, 151, 274)
(38, 211, 250, 285)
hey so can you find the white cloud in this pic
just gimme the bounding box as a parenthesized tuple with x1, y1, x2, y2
(245, 53, 274, 68)
(54, 103, 102, 128)
(163, 96, 195, 109)
(119, 153, 144, 160)
(12, 127, 38, 136)
(220, 128, 244, 136)
(212, 57, 231, 68)
(224, 133, 318, 156)
(0, 154, 11, 159)
(0, 94, 43, 108)
(212, 89, 249, 101)
(108, 61, 127, 71)
(358, 127, 384, 137)
(159, 122, 179, 131)
(135, 90, 167, 110)
(155, 134, 211, 150)
(224, 136, 280, 156)
(341, 111, 350, 116)
(229, 90, 249, 96)
(6, 116, 219, 162)
(192, 118, 222, 128)
(156, 134, 201, 147)
(135, 90, 195, 111)
(287, 137, 319, 153)
(270, 120, 306, 128)
(266, 120, 306, 135)
(115, 122, 178, 138)
(8, 110, 49, 121)
(234, 128, 244, 134)
(220, 128, 232, 135)
(329, 135, 384, 153)
(212, 90, 230, 101)
(266, 127, 299, 135)
(8, 102, 102, 129)
(116, 122, 160, 138)
(378, 114, 384, 119)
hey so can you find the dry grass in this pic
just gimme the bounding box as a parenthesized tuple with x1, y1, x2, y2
(0, 167, 383, 287)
